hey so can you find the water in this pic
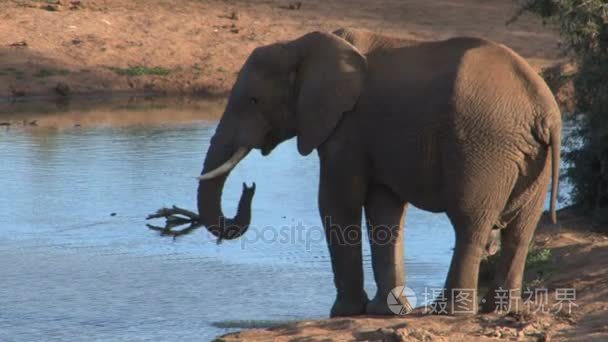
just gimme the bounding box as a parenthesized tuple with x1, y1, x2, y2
(0, 98, 566, 341)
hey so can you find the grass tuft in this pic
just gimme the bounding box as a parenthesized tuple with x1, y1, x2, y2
(1, 68, 26, 79)
(33, 68, 70, 78)
(109, 66, 172, 76)
(479, 243, 555, 288)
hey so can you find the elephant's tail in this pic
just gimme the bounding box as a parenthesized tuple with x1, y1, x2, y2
(549, 126, 561, 224)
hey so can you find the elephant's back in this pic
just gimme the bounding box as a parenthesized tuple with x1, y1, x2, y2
(447, 38, 560, 144)
(360, 36, 559, 141)
(440, 38, 561, 191)
(333, 27, 423, 54)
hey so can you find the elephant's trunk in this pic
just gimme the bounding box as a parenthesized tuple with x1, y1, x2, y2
(197, 135, 255, 240)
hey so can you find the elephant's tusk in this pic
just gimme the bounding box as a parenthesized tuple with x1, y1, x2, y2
(197, 147, 249, 181)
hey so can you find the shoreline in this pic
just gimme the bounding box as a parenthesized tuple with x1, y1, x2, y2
(0, 90, 227, 109)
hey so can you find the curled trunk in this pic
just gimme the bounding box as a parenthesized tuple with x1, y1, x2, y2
(196, 137, 255, 240)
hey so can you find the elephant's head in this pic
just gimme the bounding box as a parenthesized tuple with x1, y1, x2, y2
(196, 31, 367, 240)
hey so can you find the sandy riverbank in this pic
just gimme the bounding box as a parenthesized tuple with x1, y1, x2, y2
(1, 0, 572, 110)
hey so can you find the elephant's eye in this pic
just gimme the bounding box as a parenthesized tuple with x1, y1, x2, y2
(250, 97, 259, 105)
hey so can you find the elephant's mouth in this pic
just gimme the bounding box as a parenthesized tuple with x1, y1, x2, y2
(261, 133, 281, 156)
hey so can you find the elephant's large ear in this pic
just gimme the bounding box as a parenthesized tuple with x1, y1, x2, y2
(286, 32, 367, 156)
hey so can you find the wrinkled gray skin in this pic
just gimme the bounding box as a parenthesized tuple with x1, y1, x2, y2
(197, 28, 561, 316)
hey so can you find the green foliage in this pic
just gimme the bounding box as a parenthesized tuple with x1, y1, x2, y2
(526, 247, 552, 269)
(1, 68, 25, 80)
(479, 243, 554, 287)
(109, 66, 172, 76)
(33, 68, 70, 78)
(525, 247, 556, 288)
(518, 0, 608, 223)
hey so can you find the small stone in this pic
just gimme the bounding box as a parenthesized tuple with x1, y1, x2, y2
(43, 4, 59, 11)
(378, 327, 395, 335)
(288, 2, 302, 10)
(10, 88, 26, 97)
(9, 40, 27, 47)
(55, 82, 70, 96)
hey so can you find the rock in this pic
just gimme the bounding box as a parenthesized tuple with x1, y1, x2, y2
(10, 87, 26, 97)
(42, 4, 59, 11)
(0, 122, 11, 126)
(9, 40, 27, 47)
(55, 82, 70, 96)
(70, 0, 82, 10)
(229, 11, 239, 20)
(378, 327, 395, 336)
(390, 327, 440, 342)
(288, 2, 302, 10)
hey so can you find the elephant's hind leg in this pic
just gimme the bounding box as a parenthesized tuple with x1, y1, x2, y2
(481, 187, 547, 313)
(364, 185, 410, 315)
(444, 209, 500, 314)
(441, 147, 520, 314)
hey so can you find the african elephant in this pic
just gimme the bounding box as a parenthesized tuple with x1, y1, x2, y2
(195, 28, 561, 316)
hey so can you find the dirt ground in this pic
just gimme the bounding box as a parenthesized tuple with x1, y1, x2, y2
(219, 209, 608, 341)
(0, 0, 572, 109)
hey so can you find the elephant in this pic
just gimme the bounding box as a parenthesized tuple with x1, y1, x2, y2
(195, 28, 561, 317)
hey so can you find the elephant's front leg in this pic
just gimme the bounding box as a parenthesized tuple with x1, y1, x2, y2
(319, 159, 368, 317)
(364, 185, 411, 315)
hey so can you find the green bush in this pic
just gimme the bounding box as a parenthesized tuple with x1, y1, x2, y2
(517, 0, 608, 225)
(479, 244, 555, 288)
(108, 66, 172, 76)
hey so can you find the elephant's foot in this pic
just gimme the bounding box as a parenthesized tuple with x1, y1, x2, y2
(330, 293, 369, 317)
(366, 294, 413, 316)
